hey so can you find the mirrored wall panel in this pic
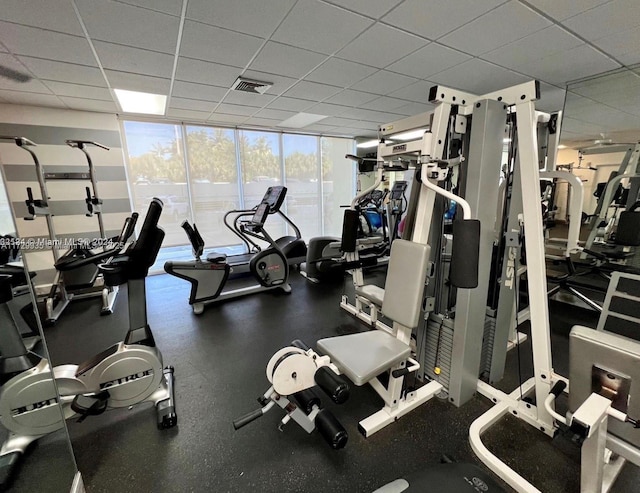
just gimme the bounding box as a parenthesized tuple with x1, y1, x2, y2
(0, 142, 78, 492)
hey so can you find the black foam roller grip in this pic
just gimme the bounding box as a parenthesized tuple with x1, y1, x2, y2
(340, 209, 359, 253)
(391, 367, 410, 379)
(291, 339, 310, 351)
(315, 409, 348, 449)
(314, 366, 350, 405)
(233, 409, 264, 430)
(550, 380, 567, 398)
(450, 219, 481, 289)
(293, 388, 322, 414)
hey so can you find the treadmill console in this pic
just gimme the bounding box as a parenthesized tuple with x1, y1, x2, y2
(262, 186, 287, 213)
(391, 181, 407, 200)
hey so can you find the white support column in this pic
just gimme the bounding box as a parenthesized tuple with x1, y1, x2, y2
(515, 100, 555, 430)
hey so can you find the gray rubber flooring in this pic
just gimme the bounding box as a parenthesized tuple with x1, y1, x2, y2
(8, 269, 640, 492)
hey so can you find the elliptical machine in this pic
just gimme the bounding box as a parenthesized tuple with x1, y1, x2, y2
(165, 200, 291, 314)
(0, 198, 177, 488)
(223, 186, 307, 267)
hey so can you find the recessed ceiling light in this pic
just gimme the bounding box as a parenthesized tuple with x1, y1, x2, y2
(558, 144, 568, 149)
(357, 139, 379, 148)
(390, 129, 426, 141)
(503, 138, 511, 143)
(277, 113, 328, 128)
(114, 89, 167, 115)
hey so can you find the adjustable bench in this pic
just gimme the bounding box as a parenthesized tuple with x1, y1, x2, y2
(318, 239, 444, 436)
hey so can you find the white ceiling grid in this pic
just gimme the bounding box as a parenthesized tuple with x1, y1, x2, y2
(0, 0, 636, 139)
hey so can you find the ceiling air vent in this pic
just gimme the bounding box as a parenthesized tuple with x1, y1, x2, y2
(231, 76, 273, 94)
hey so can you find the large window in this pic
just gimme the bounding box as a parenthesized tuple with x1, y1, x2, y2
(123, 121, 189, 247)
(122, 121, 355, 260)
(186, 126, 240, 247)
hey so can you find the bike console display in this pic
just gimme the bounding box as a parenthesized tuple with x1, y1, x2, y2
(262, 186, 287, 213)
(181, 221, 205, 258)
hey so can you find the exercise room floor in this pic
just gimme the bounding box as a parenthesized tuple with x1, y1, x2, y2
(21, 270, 640, 492)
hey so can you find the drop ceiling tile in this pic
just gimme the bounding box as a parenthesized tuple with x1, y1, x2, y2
(283, 81, 343, 101)
(361, 96, 411, 112)
(42, 81, 113, 100)
(166, 108, 212, 120)
(17, 57, 106, 86)
(249, 42, 327, 79)
(215, 103, 260, 116)
(2, 0, 84, 35)
(244, 116, 281, 127)
(306, 58, 378, 87)
(324, 89, 378, 106)
(172, 81, 228, 101)
(301, 123, 340, 133)
(0, 53, 44, 92)
(331, 126, 369, 136)
(94, 41, 174, 78)
(439, 1, 551, 56)
(240, 70, 297, 96)
(320, 116, 362, 127)
(180, 20, 263, 67)
(303, 102, 351, 117)
(115, 0, 183, 16)
(272, 0, 373, 55)
(382, 0, 506, 40)
(175, 58, 241, 87)
(0, 90, 65, 107)
(208, 113, 248, 124)
(105, 70, 171, 93)
(388, 80, 435, 102)
(75, 0, 179, 54)
(392, 102, 434, 115)
(346, 107, 400, 122)
(525, 0, 611, 21)
(266, 97, 314, 112)
(429, 59, 530, 94)
(592, 26, 640, 65)
(0, 22, 96, 65)
(169, 98, 218, 112)
(481, 26, 583, 70)
(337, 24, 428, 69)
(59, 97, 118, 112)
(353, 70, 418, 95)
(518, 45, 621, 85)
(222, 90, 275, 107)
(254, 108, 297, 120)
(386, 43, 471, 79)
(569, 70, 639, 99)
(563, 0, 640, 42)
(324, 0, 404, 18)
(186, 0, 296, 38)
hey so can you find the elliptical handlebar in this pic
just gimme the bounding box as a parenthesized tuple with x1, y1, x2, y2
(181, 220, 205, 259)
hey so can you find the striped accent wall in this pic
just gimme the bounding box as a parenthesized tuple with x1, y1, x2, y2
(0, 104, 131, 286)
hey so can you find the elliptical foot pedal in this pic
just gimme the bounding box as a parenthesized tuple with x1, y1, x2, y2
(71, 391, 110, 422)
(0, 452, 21, 489)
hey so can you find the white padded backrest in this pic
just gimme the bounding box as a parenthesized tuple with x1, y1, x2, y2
(381, 240, 430, 329)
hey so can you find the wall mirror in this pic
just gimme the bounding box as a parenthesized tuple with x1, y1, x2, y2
(0, 149, 80, 492)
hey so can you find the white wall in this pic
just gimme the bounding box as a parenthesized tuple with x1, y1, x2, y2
(0, 104, 130, 285)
